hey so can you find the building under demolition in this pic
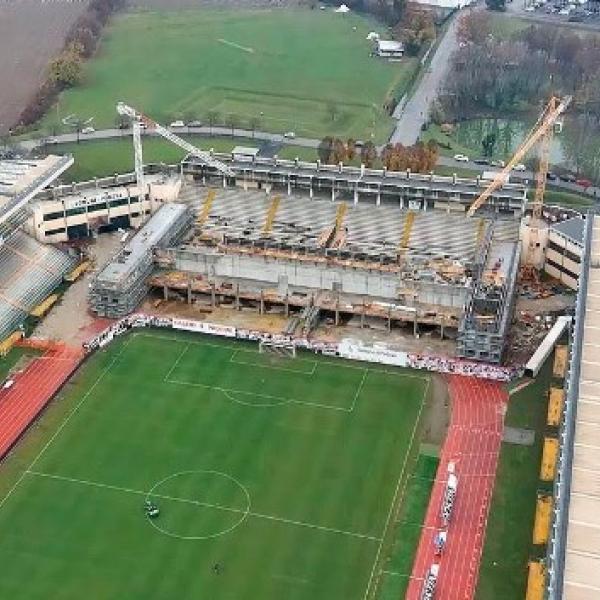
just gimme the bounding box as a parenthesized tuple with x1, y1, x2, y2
(81, 154, 527, 363)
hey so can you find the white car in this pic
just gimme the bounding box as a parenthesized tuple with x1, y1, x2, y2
(453, 154, 469, 163)
(512, 163, 527, 172)
(525, 6, 535, 11)
(490, 159, 505, 168)
(283, 131, 296, 139)
(559, 8, 570, 14)
(81, 126, 95, 134)
(170, 120, 185, 128)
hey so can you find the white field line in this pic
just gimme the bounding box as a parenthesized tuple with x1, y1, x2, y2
(228, 348, 317, 376)
(25, 470, 379, 542)
(0, 337, 132, 513)
(217, 38, 255, 53)
(163, 342, 190, 383)
(362, 377, 430, 600)
(136, 332, 428, 381)
(350, 369, 369, 411)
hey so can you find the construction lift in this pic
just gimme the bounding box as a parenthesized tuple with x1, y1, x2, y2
(115, 102, 234, 196)
(466, 95, 572, 272)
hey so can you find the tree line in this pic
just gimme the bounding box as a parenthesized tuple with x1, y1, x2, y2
(318, 136, 438, 171)
(19, 0, 125, 128)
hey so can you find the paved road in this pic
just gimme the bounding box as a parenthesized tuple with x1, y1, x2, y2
(389, 12, 461, 145)
(15, 127, 598, 199)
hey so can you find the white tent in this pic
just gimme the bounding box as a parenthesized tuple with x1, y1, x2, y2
(335, 4, 350, 13)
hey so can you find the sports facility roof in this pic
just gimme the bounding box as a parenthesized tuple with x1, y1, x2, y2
(563, 214, 600, 598)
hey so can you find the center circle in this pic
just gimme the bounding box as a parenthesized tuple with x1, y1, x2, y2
(145, 470, 251, 540)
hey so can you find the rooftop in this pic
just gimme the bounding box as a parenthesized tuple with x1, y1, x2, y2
(551, 216, 585, 247)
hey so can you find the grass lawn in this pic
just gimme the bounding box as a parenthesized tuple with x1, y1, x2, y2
(40, 8, 418, 143)
(0, 331, 429, 599)
(476, 358, 554, 600)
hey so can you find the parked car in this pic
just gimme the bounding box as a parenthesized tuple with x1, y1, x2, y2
(547, 172, 558, 181)
(490, 159, 505, 168)
(558, 8, 570, 15)
(473, 158, 490, 165)
(46, 137, 58, 145)
(453, 154, 469, 162)
(576, 178, 593, 188)
(559, 173, 576, 183)
(187, 120, 203, 127)
(169, 120, 185, 128)
(81, 126, 95, 134)
(512, 163, 527, 172)
(284, 131, 296, 138)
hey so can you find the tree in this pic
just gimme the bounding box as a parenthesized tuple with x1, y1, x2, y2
(206, 110, 220, 135)
(346, 138, 357, 161)
(361, 141, 378, 168)
(393, 7, 435, 56)
(457, 11, 491, 45)
(327, 102, 340, 122)
(481, 132, 497, 157)
(49, 42, 84, 88)
(249, 116, 261, 139)
(485, 0, 506, 12)
(331, 138, 347, 164)
(225, 114, 238, 137)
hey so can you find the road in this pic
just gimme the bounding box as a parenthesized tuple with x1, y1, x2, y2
(389, 11, 461, 145)
(14, 126, 598, 199)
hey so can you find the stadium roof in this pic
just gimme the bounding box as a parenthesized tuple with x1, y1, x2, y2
(0, 155, 73, 230)
(564, 214, 600, 598)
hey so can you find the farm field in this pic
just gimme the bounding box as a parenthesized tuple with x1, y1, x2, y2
(40, 8, 418, 142)
(0, 331, 429, 599)
(0, 0, 88, 133)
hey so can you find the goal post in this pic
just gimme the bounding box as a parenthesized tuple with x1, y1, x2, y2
(258, 339, 297, 358)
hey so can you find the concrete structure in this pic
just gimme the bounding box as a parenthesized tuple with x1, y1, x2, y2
(182, 153, 528, 217)
(29, 172, 181, 243)
(545, 216, 585, 290)
(151, 184, 520, 360)
(89, 203, 192, 317)
(375, 39, 404, 59)
(0, 155, 73, 240)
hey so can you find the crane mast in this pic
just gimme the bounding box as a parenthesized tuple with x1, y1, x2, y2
(466, 95, 571, 218)
(116, 102, 235, 193)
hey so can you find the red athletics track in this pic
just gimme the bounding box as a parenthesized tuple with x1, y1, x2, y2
(406, 375, 507, 600)
(0, 343, 83, 460)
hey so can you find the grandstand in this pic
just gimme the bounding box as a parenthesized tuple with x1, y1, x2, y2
(0, 230, 76, 340)
(149, 184, 521, 361)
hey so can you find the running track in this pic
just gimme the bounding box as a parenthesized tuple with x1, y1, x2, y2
(406, 375, 507, 600)
(0, 343, 83, 460)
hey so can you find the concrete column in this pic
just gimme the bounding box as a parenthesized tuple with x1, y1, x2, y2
(163, 285, 169, 301)
(400, 196, 404, 209)
(335, 301, 340, 326)
(287, 178, 292, 196)
(285, 295, 289, 317)
(260, 291, 264, 315)
(388, 308, 392, 332)
(331, 186, 335, 202)
(354, 185, 359, 205)
(376, 191, 381, 206)
(309, 184, 314, 199)
(235, 284, 240, 310)
(243, 179, 248, 191)
(211, 283, 216, 307)
(360, 305, 365, 328)
(440, 321, 445, 340)
(413, 316, 418, 337)
(222, 176, 227, 188)
(187, 279, 192, 304)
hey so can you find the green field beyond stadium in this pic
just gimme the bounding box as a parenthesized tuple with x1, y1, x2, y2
(41, 8, 417, 142)
(0, 331, 428, 599)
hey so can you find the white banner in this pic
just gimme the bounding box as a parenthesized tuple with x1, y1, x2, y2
(338, 339, 408, 368)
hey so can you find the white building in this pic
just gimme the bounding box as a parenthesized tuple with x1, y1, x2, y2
(375, 40, 404, 59)
(544, 216, 585, 290)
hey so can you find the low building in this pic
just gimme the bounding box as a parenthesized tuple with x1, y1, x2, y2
(375, 40, 404, 59)
(544, 217, 585, 290)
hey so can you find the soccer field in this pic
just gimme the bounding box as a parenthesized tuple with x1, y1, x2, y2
(40, 8, 418, 142)
(0, 332, 428, 599)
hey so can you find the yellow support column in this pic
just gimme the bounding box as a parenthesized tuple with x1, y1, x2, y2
(540, 437, 559, 481)
(398, 211, 416, 258)
(197, 189, 216, 227)
(262, 196, 281, 235)
(533, 494, 553, 544)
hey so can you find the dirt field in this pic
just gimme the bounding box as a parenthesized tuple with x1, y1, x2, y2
(0, 0, 88, 133)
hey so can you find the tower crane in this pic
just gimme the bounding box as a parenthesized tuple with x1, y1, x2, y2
(466, 95, 572, 219)
(116, 102, 235, 195)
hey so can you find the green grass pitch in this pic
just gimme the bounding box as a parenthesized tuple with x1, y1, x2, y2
(40, 8, 418, 143)
(0, 331, 429, 599)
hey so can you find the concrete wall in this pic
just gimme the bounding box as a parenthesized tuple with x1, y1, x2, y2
(174, 249, 468, 308)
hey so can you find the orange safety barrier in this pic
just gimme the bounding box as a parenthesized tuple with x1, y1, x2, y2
(526, 561, 546, 600)
(547, 387, 565, 427)
(540, 437, 559, 481)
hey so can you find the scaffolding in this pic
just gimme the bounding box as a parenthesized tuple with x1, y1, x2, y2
(89, 203, 193, 317)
